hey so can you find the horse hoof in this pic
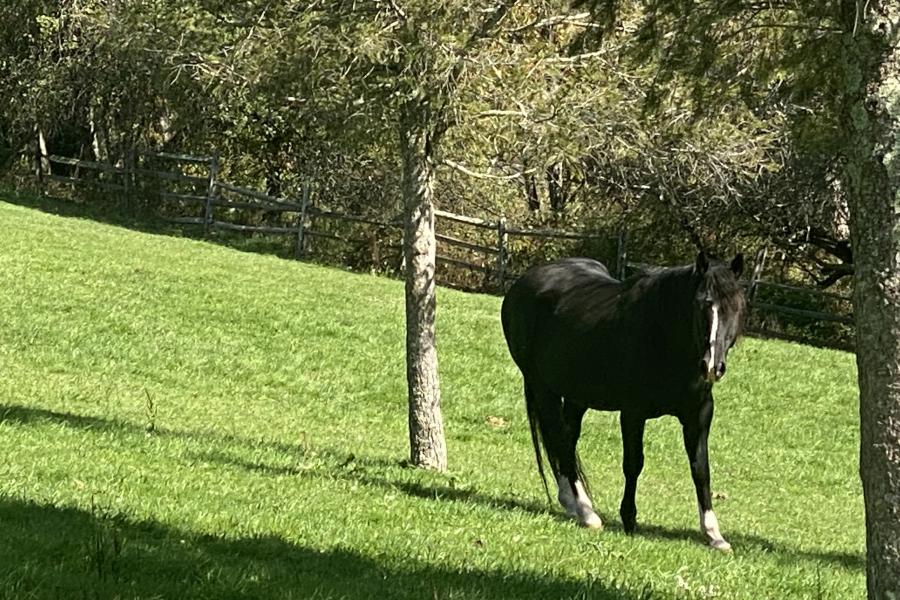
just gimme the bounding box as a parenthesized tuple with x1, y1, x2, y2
(579, 513, 603, 530)
(709, 539, 732, 553)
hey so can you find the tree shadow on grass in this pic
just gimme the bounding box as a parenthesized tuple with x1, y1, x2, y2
(1, 402, 865, 576)
(196, 448, 557, 517)
(0, 403, 397, 472)
(0, 498, 646, 600)
(188, 447, 866, 574)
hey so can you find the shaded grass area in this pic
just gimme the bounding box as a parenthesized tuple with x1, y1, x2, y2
(0, 187, 174, 235)
(0, 187, 387, 267)
(3, 501, 645, 600)
(0, 197, 865, 598)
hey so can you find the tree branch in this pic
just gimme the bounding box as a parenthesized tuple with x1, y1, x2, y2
(432, 0, 519, 145)
(506, 12, 599, 33)
(385, 0, 407, 21)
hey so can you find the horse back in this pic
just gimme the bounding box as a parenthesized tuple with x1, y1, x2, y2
(501, 259, 637, 403)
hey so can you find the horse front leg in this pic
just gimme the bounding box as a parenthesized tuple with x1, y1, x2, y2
(681, 399, 731, 552)
(619, 413, 645, 533)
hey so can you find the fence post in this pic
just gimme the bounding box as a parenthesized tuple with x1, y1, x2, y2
(204, 153, 219, 235)
(497, 216, 508, 290)
(294, 178, 311, 258)
(616, 225, 628, 280)
(123, 147, 136, 209)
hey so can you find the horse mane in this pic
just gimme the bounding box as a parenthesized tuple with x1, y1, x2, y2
(618, 262, 747, 333)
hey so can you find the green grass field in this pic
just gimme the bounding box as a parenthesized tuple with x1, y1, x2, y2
(0, 195, 865, 599)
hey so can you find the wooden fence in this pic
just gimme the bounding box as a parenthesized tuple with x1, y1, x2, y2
(35, 148, 854, 351)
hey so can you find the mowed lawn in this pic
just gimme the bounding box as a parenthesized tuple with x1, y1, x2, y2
(0, 197, 864, 599)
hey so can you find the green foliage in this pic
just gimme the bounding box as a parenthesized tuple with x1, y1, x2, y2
(0, 196, 865, 598)
(570, 0, 852, 277)
(0, 0, 859, 286)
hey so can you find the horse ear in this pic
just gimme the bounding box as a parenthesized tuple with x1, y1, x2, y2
(730, 253, 745, 278)
(695, 251, 709, 274)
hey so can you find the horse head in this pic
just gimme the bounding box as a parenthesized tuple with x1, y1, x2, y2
(692, 252, 746, 384)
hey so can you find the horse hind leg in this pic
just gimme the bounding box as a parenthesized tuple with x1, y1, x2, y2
(560, 399, 602, 529)
(525, 382, 601, 528)
(536, 393, 601, 529)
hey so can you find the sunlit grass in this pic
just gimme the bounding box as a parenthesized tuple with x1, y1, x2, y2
(0, 197, 864, 599)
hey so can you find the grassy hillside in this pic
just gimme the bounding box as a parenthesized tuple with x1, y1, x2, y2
(0, 197, 864, 599)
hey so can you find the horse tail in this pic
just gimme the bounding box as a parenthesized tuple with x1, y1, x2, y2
(524, 381, 551, 502)
(575, 447, 591, 499)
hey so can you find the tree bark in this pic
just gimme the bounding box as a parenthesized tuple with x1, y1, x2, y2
(89, 103, 109, 164)
(840, 2, 900, 597)
(37, 128, 49, 175)
(524, 173, 541, 211)
(547, 163, 566, 212)
(400, 111, 447, 472)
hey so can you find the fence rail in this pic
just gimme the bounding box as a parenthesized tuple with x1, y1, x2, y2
(751, 301, 854, 325)
(35, 148, 855, 351)
(755, 280, 852, 302)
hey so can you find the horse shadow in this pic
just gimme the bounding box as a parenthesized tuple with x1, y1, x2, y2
(337, 472, 864, 572)
(206, 450, 864, 573)
(189, 448, 865, 573)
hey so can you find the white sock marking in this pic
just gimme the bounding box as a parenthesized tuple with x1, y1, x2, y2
(557, 475, 601, 528)
(699, 506, 731, 551)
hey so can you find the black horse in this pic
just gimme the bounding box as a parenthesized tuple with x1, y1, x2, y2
(501, 252, 746, 551)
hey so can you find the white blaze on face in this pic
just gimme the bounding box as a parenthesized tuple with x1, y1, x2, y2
(707, 303, 720, 374)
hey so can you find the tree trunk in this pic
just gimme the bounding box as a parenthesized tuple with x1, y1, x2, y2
(89, 103, 109, 164)
(37, 128, 50, 175)
(399, 113, 447, 472)
(547, 163, 565, 212)
(524, 173, 541, 211)
(840, 2, 900, 597)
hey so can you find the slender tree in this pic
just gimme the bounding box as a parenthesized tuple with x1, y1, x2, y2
(390, 2, 517, 470)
